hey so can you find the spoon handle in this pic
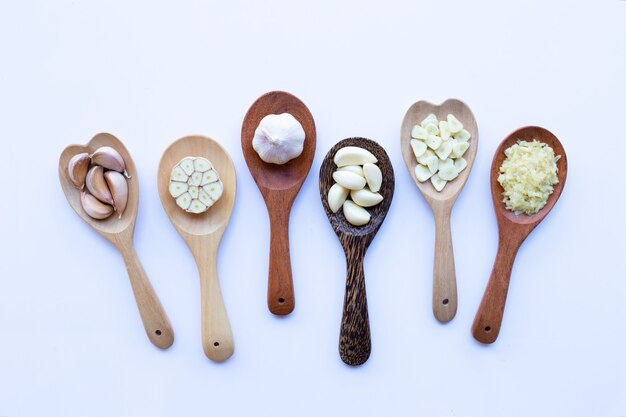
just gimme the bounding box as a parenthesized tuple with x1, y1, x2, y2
(199, 240, 234, 362)
(472, 236, 523, 343)
(339, 248, 371, 366)
(267, 207, 295, 315)
(118, 243, 174, 349)
(432, 206, 457, 323)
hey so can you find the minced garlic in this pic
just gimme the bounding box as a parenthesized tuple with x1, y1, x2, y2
(498, 140, 560, 215)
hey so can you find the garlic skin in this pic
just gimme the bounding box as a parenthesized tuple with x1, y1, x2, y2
(253, 113, 305, 164)
(68, 153, 91, 189)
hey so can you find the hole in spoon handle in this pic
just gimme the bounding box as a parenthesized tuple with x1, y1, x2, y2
(339, 254, 371, 366)
(268, 210, 295, 315)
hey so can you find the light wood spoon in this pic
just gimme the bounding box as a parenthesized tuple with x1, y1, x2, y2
(158, 135, 235, 361)
(472, 126, 567, 344)
(319, 138, 395, 366)
(401, 99, 479, 323)
(241, 91, 316, 315)
(58, 132, 174, 349)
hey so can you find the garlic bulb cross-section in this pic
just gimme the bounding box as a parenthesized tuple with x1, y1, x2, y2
(169, 156, 223, 214)
(253, 113, 305, 165)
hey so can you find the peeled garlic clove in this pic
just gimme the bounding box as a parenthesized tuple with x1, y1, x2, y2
(350, 188, 383, 207)
(435, 140, 454, 160)
(425, 134, 442, 150)
(104, 171, 128, 218)
(80, 191, 114, 220)
(338, 165, 364, 177)
(447, 114, 463, 133)
(68, 152, 90, 189)
(334, 146, 377, 167)
(169, 181, 188, 198)
(188, 185, 199, 199)
(430, 174, 447, 191)
(452, 141, 470, 158)
(415, 164, 433, 182)
(454, 157, 468, 173)
(362, 162, 382, 193)
(426, 154, 439, 174)
(176, 192, 192, 210)
(253, 113, 305, 165)
(328, 183, 349, 213)
(171, 166, 189, 182)
(439, 121, 451, 140)
(411, 125, 428, 140)
(180, 158, 195, 176)
(201, 169, 219, 185)
(332, 170, 366, 190)
(438, 159, 459, 181)
(417, 149, 436, 165)
(410, 139, 427, 159)
(342, 200, 371, 226)
(187, 199, 207, 214)
(425, 123, 439, 135)
(454, 129, 471, 142)
(194, 158, 212, 172)
(86, 165, 114, 205)
(203, 181, 223, 201)
(421, 113, 438, 128)
(198, 188, 215, 208)
(188, 171, 202, 186)
(91, 146, 130, 178)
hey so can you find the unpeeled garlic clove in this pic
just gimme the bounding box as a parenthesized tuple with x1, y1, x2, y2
(68, 153, 90, 189)
(333, 146, 377, 167)
(447, 114, 463, 133)
(342, 200, 371, 226)
(86, 165, 114, 205)
(332, 170, 366, 190)
(338, 165, 364, 177)
(91, 146, 130, 178)
(328, 183, 349, 213)
(350, 188, 383, 207)
(415, 164, 433, 182)
(104, 171, 128, 218)
(362, 162, 382, 193)
(430, 174, 447, 191)
(410, 139, 427, 159)
(80, 191, 114, 220)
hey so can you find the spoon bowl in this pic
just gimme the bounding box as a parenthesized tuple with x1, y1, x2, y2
(472, 126, 567, 343)
(401, 99, 479, 323)
(241, 91, 316, 315)
(58, 132, 174, 349)
(158, 135, 236, 361)
(319, 138, 395, 366)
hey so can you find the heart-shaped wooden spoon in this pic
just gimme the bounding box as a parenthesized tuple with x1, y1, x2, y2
(472, 126, 567, 344)
(401, 99, 478, 323)
(319, 138, 394, 366)
(58, 132, 174, 349)
(158, 135, 235, 361)
(241, 91, 316, 315)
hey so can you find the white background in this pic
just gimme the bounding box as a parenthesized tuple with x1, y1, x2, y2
(1, 0, 624, 416)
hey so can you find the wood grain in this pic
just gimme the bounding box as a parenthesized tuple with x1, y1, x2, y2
(241, 91, 316, 315)
(58, 133, 174, 349)
(158, 135, 236, 361)
(472, 126, 568, 344)
(319, 138, 395, 366)
(400, 99, 479, 323)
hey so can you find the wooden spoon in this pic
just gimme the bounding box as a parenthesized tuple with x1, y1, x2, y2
(158, 135, 236, 361)
(58, 132, 174, 349)
(400, 99, 479, 323)
(472, 126, 567, 344)
(319, 138, 395, 366)
(241, 91, 316, 315)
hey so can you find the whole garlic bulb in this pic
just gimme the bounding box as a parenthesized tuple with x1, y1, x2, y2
(252, 113, 305, 164)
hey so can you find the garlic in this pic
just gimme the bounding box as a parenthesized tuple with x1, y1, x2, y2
(328, 183, 349, 213)
(342, 200, 371, 226)
(68, 153, 90, 189)
(333, 146, 377, 167)
(91, 146, 130, 178)
(169, 156, 223, 214)
(104, 171, 128, 218)
(338, 165, 365, 177)
(410, 113, 471, 191)
(253, 113, 305, 165)
(362, 163, 382, 193)
(350, 188, 383, 207)
(86, 165, 114, 206)
(80, 191, 114, 219)
(332, 170, 366, 191)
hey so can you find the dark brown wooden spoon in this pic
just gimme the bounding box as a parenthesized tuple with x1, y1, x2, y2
(472, 126, 567, 344)
(241, 91, 316, 316)
(319, 138, 395, 366)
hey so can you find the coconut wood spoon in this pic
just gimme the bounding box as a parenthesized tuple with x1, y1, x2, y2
(472, 126, 567, 344)
(58, 132, 174, 349)
(401, 99, 479, 323)
(241, 91, 316, 315)
(158, 135, 235, 361)
(319, 138, 394, 366)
